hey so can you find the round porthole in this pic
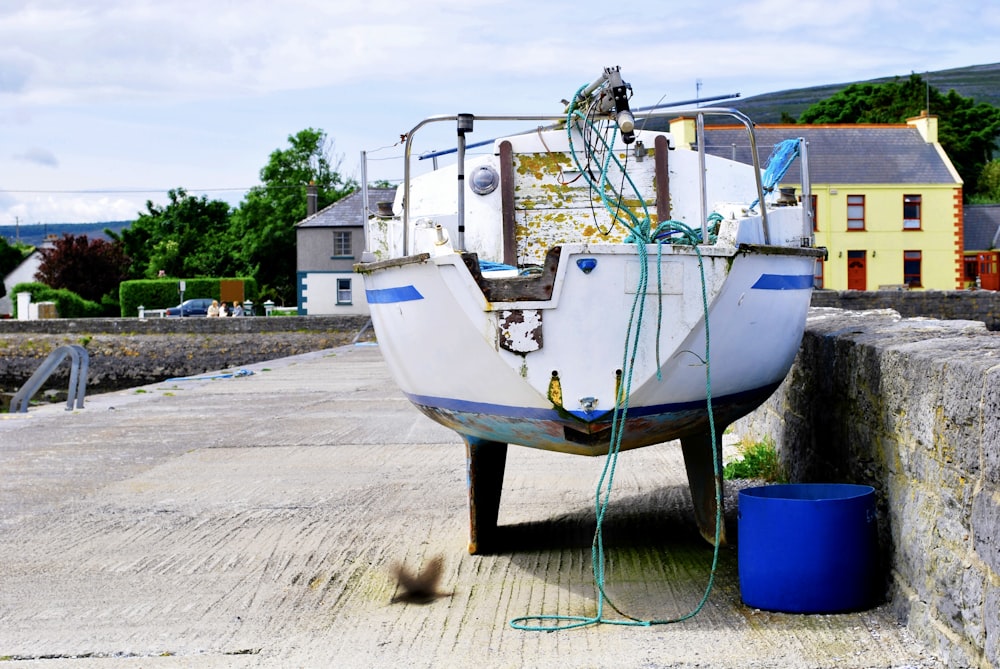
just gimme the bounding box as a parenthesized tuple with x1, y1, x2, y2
(469, 165, 500, 195)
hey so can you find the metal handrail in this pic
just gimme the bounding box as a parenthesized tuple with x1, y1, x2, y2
(10, 344, 89, 413)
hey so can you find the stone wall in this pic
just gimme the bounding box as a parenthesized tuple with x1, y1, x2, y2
(811, 289, 1000, 331)
(733, 307, 999, 668)
(0, 315, 371, 335)
(0, 316, 373, 398)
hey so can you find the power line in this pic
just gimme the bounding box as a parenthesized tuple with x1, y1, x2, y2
(0, 187, 253, 194)
(1, 181, 380, 195)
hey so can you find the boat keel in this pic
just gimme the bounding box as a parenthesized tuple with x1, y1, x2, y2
(463, 436, 508, 554)
(680, 431, 727, 546)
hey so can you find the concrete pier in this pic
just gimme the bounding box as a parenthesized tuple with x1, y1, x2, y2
(0, 344, 942, 668)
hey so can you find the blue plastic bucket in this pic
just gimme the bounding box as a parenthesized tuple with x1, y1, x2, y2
(738, 483, 878, 613)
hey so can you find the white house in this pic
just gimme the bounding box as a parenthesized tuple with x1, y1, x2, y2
(295, 187, 396, 316)
(1, 249, 43, 316)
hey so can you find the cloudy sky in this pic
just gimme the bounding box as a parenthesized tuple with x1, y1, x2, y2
(2, 0, 998, 226)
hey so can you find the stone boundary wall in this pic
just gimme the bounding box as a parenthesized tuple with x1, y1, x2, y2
(811, 290, 1000, 331)
(0, 316, 373, 397)
(733, 307, 999, 668)
(0, 315, 370, 335)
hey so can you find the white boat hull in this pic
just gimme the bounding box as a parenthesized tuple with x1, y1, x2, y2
(362, 242, 816, 456)
(354, 83, 824, 551)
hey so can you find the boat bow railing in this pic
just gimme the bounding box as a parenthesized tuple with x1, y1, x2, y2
(400, 106, 805, 254)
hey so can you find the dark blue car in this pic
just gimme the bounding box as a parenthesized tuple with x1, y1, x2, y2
(165, 298, 213, 317)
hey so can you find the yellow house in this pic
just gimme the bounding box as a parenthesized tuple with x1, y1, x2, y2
(671, 115, 964, 290)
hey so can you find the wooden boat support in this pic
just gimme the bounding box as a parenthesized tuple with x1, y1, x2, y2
(464, 437, 508, 554)
(680, 431, 726, 546)
(465, 429, 727, 554)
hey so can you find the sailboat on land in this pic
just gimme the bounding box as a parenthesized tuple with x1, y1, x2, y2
(356, 66, 824, 553)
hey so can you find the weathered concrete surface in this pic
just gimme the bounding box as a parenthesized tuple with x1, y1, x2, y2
(734, 308, 1000, 669)
(0, 344, 943, 668)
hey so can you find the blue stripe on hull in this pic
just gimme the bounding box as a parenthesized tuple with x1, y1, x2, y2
(366, 285, 424, 303)
(751, 273, 814, 290)
(407, 391, 730, 422)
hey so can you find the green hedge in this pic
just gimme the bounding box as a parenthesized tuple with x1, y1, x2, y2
(10, 282, 104, 318)
(119, 278, 258, 317)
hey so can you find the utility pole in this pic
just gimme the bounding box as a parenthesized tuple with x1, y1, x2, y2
(925, 71, 930, 114)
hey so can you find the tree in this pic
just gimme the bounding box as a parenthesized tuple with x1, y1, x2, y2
(971, 159, 1000, 203)
(35, 234, 130, 304)
(115, 188, 235, 279)
(230, 128, 356, 304)
(799, 74, 1000, 196)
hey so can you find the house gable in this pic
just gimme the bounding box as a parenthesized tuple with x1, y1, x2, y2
(295, 186, 397, 315)
(296, 187, 398, 272)
(1, 250, 43, 316)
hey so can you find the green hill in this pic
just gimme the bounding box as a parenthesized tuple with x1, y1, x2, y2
(729, 61, 1000, 123)
(0, 221, 132, 248)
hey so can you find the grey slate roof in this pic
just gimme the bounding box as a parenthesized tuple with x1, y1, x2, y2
(702, 125, 959, 185)
(963, 204, 1000, 251)
(297, 187, 397, 229)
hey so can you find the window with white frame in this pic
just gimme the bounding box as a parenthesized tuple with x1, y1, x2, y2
(847, 194, 865, 230)
(337, 277, 352, 305)
(333, 231, 352, 257)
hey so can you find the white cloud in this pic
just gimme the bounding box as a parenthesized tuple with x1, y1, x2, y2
(0, 0, 997, 224)
(13, 147, 58, 167)
(4, 192, 142, 225)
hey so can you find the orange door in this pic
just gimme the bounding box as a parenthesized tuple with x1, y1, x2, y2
(979, 252, 1000, 290)
(847, 250, 866, 290)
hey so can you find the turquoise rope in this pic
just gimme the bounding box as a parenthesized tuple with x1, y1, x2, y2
(510, 83, 723, 633)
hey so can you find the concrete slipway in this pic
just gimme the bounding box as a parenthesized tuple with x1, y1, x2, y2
(0, 344, 943, 668)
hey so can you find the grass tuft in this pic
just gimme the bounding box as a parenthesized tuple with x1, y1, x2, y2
(723, 435, 787, 482)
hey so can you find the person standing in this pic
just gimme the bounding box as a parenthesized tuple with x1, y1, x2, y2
(207, 300, 220, 317)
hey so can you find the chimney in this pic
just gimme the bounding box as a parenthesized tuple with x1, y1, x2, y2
(907, 112, 938, 144)
(306, 182, 318, 216)
(669, 117, 696, 150)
